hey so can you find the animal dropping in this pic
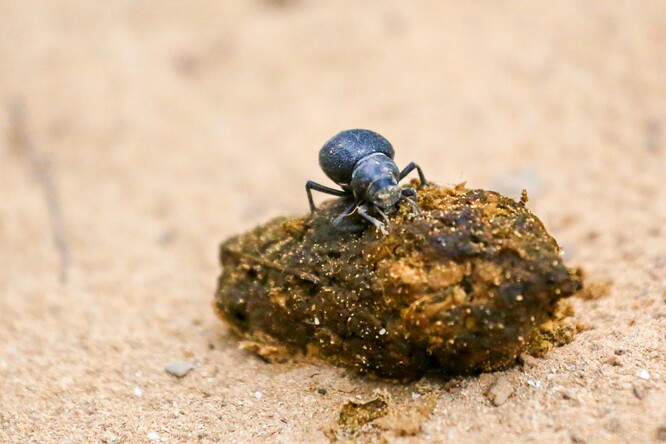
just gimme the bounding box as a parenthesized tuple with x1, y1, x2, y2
(215, 181, 584, 380)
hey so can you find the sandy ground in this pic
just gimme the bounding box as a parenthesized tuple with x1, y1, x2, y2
(1, 1, 665, 442)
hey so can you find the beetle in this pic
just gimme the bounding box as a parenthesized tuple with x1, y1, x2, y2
(306, 129, 427, 234)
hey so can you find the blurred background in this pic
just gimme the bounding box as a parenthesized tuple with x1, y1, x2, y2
(1, 1, 665, 442)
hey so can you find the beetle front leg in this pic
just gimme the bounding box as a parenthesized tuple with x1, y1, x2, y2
(399, 187, 420, 215)
(398, 162, 428, 186)
(374, 207, 391, 227)
(401, 188, 417, 197)
(357, 204, 388, 236)
(402, 196, 420, 215)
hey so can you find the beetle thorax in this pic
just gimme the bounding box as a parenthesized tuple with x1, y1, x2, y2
(350, 153, 401, 210)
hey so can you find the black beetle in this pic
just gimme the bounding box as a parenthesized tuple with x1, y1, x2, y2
(306, 129, 427, 234)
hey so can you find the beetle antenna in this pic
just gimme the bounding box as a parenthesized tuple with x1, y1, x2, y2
(332, 200, 361, 226)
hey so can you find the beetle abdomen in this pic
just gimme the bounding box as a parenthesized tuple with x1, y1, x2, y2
(319, 129, 395, 185)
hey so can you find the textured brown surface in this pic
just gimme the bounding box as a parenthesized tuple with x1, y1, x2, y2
(216, 185, 582, 380)
(1, 1, 665, 442)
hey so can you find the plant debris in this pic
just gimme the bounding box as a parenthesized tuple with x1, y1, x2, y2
(486, 375, 514, 406)
(323, 394, 437, 441)
(215, 184, 584, 380)
(338, 398, 389, 429)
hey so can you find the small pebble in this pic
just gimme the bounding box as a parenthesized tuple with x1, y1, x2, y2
(147, 431, 160, 441)
(636, 369, 650, 381)
(486, 376, 514, 406)
(317, 388, 327, 396)
(103, 431, 119, 442)
(570, 432, 586, 444)
(527, 379, 542, 388)
(519, 353, 539, 368)
(560, 391, 574, 400)
(632, 385, 646, 400)
(604, 354, 622, 367)
(165, 361, 194, 378)
(134, 386, 144, 397)
(255, 391, 263, 399)
(411, 392, 421, 400)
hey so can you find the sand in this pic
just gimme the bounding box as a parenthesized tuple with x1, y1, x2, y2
(1, 1, 665, 442)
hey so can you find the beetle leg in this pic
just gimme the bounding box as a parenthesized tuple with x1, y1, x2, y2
(374, 207, 391, 227)
(305, 180, 348, 212)
(401, 187, 417, 197)
(401, 195, 420, 215)
(398, 162, 428, 186)
(399, 188, 421, 214)
(332, 200, 360, 226)
(358, 204, 388, 236)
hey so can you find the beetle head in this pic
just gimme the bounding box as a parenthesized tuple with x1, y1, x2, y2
(370, 184, 402, 213)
